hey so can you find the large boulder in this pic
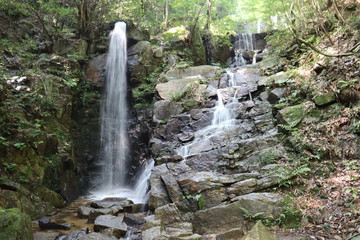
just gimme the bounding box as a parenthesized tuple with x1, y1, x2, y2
(153, 100, 184, 122)
(192, 193, 286, 234)
(163, 65, 221, 81)
(0, 208, 32, 240)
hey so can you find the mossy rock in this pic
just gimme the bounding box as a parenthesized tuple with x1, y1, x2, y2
(0, 179, 56, 219)
(36, 187, 65, 208)
(0, 208, 32, 240)
(277, 104, 305, 127)
(313, 92, 336, 106)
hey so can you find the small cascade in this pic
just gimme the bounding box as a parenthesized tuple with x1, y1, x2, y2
(232, 33, 257, 67)
(237, 33, 255, 51)
(177, 77, 238, 158)
(211, 90, 234, 127)
(252, 51, 258, 65)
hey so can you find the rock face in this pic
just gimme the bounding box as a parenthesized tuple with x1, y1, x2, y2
(0, 208, 32, 240)
(146, 63, 298, 237)
(156, 65, 221, 101)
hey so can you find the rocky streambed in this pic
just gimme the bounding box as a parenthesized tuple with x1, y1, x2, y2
(33, 59, 301, 240)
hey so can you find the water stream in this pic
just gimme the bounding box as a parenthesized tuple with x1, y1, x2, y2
(177, 33, 258, 159)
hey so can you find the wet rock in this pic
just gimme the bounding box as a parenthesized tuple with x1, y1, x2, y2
(85, 54, 106, 88)
(268, 88, 286, 104)
(156, 155, 183, 165)
(90, 198, 128, 209)
(33, 232, 60, 240)
(0, 208, 32, 240)
(242, 51, 255, 61)
(93, 215, 127, 236)
(243, 221, 278, 240)
(149, 164, 172, 209)
(38, 217, 70, 230)
(153, 100, 184, 122)
(123, 213, 145, 226)
(189, 109, 213, 130)
(178, 132, 194, 142)
(193, 193, 285, 234)
(78, 206, 94, 219)
(78, 232, 118, 240)
(277, 104, 305, 127)
(88, 208, 114, 223)
(123, 203, 146, 213)
(313, 92, 336, 106)
(150, 138, 176, 158)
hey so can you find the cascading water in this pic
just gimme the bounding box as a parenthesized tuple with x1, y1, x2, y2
(177, 88, 237, 157)
(90, 22, 152, 203)
(100, 22, 128, 190)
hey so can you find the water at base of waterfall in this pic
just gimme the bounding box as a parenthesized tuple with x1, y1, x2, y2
(89, 159, 154, 204)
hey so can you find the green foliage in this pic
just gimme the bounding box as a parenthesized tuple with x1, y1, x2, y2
(240, 207, 265, 220)
(4, 163, 17, 173)
(12, 142, 27, 150)
(185, 191, 204, 210)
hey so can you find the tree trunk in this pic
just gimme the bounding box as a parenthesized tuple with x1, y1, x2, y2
(164, 0, 169, 29)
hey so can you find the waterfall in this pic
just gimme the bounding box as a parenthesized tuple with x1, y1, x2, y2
(90, 22, 152, 204)
(100, 22, 128, 190)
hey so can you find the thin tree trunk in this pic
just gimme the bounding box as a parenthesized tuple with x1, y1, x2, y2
(164, 0, 169, 29)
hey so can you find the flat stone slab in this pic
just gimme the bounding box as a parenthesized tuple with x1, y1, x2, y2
(93, 215, 127, 236)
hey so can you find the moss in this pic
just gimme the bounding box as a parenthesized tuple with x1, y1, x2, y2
(0, 208, 32, 240)
(313, 92, 336, 106)
(278, 104, 305, 127)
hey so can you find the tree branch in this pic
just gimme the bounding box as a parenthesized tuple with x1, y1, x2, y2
(293, 33, 357, 57)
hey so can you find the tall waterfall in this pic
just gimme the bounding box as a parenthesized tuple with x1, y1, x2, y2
(90, 22, 152, 203)
(100, 22, 128, 190)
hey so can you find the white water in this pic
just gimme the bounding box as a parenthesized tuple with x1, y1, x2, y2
(177, 87, 237, 157)
(90, 22, 152, 204)
(232, 33, 257, 67)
